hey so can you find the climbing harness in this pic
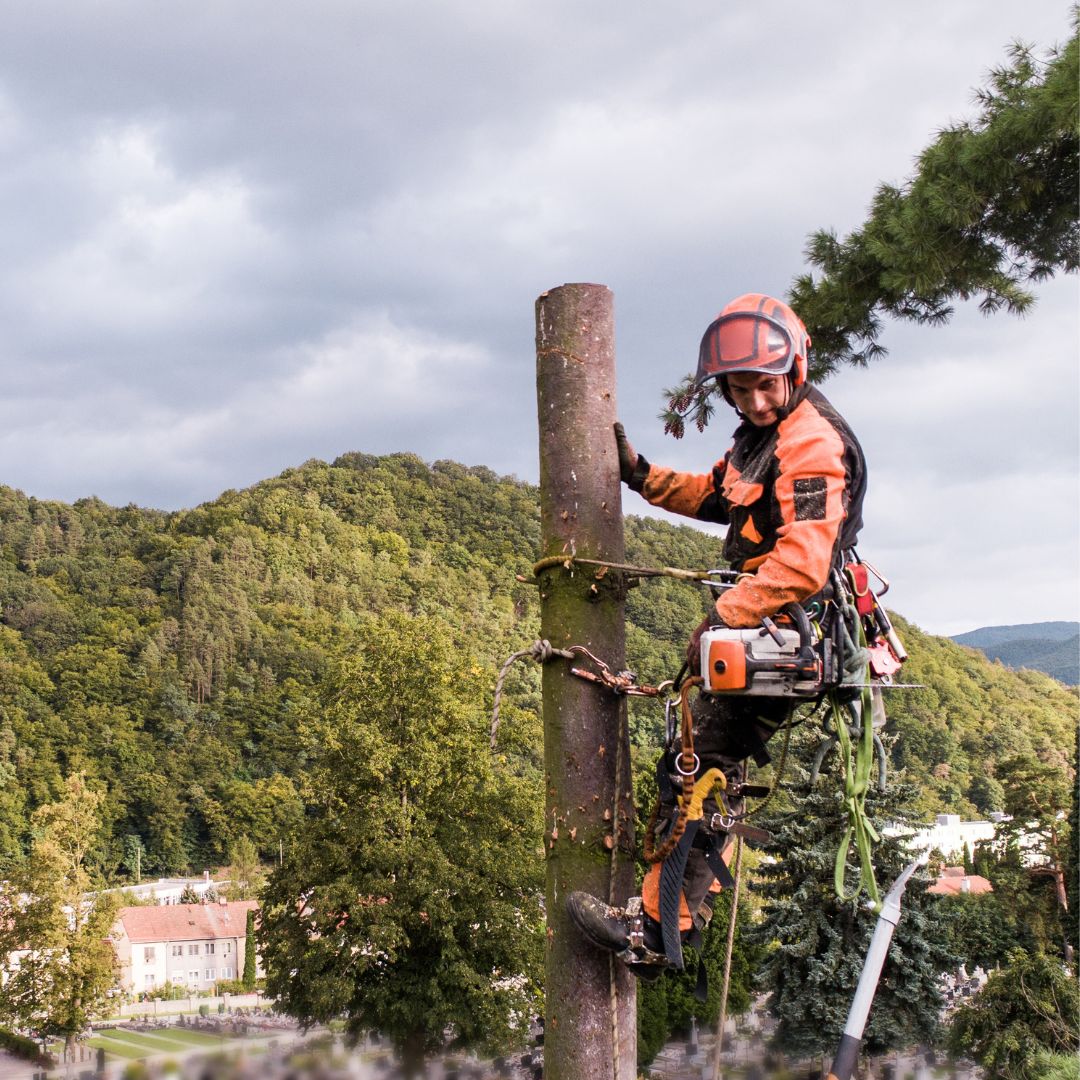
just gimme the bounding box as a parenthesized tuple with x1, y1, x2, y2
(502, 546, 911, 947)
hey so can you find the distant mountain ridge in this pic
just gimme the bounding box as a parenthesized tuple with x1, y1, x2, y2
(951, 622, 1079, 686)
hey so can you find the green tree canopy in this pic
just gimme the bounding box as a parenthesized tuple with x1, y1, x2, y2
(257, 611, 544, 1077)
(752, 743, 954, 1062)
(947, 948, 1079, 1079)
(792, 17, 1078, 377)
(0, 774, 119, 1059)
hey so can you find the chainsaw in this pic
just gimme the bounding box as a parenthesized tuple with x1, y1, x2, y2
(699, 600, 836, 697)
(695, 559, 908, 698)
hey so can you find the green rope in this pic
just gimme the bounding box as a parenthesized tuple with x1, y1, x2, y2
(829, 605, 882, 912)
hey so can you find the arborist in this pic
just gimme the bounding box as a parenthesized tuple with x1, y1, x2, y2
(567, 292, 868, 977)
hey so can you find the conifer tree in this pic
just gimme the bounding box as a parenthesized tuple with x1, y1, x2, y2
(752, 743, 953, 1065)
(662, 17, 1078, 433)
(242, 909, 257, 989)
(789, 16, 1078, 377)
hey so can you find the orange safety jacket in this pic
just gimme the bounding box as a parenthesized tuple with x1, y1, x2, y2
(634, 386, 866, 627)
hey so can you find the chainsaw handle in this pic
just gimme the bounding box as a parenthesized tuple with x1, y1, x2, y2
(773, 602, 814, 653)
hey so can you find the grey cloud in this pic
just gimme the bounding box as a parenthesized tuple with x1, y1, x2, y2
(0, 0, 1074, 633)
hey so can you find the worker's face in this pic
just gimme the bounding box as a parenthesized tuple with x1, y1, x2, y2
(726, 371, 790, 426)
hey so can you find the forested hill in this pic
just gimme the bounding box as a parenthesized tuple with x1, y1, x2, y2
(951, 622, 1079, 686)
(0, 452, 1074, 878)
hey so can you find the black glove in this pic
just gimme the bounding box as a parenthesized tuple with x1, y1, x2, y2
(613, 422, 650, 491)
(613, 422, 637, 482)
(687, 612, 727, 675)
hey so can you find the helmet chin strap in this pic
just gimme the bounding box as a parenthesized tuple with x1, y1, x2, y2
(719, 373, 801, 423)
(774, 374, 799, 422)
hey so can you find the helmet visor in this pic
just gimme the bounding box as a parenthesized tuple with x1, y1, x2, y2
(696, 312, 795, 384)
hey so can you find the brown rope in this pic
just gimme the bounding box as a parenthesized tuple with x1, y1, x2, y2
(643, 677, 702, 863)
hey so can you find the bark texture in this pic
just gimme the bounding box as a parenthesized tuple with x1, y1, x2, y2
(535, 283, 636, 1080)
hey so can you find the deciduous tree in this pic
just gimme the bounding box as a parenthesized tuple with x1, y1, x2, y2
(258, 611, 543, 1078)
(947, 948, 1079, 1079)
(0, 774, 119, 1061)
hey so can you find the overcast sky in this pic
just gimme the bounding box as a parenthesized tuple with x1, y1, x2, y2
(0, 1, 1075, 636)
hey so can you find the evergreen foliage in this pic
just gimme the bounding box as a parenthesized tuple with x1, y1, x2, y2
(660, 17, 1078, 433)
(752, 740, 954, 1060)
(793, 17, 1079, 377)
(947, 949, 1079, 1079)
(934, 892, 1035, 970)
(242, 909, 256, 989)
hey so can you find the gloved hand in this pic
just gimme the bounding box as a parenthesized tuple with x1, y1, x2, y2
(687, 611, 726, 675)
(613, 422, 638, 484)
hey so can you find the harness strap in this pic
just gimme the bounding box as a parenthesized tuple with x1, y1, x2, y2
(644, 677, 702, 864)
(659, 821, 699, 969)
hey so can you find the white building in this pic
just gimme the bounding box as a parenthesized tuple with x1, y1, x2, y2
(111, 899, 259, 996)
(95, 872, 230, 906)
(884, 813, 1004, 860)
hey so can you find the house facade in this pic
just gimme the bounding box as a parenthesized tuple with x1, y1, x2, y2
(111, 899, 259, 996)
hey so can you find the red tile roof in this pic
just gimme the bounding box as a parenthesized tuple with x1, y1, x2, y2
(116, 901, 258, 944)
(927, 867, 993, 896)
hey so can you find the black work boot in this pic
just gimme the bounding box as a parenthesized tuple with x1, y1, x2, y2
(565, 892, 669, 977)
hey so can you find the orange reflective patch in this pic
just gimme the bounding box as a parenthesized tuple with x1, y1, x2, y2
(642, 862, 692, 930)
(739, 516, 763, 544)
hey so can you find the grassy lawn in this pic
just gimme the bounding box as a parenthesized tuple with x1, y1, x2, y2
(83, 1026, 238, 1063)
(60, 1022, 278, 1065)
(85, 1036, 148, 1061)
(148, 1029, 232, 1048)
(99, 1028, 219, 1052)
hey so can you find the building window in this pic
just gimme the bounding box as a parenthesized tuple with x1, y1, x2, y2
(223, 942, 232, 955)
(188, 944, 200, 956)
(206, 943, 215, 955)
(144, 974, 156, 988)
(188, 970, 200, 983)
(144, 947, 155, 963)
(172, 945, 183, 957)
(222, 966, 232, 979)
(205, 968, 216, 980)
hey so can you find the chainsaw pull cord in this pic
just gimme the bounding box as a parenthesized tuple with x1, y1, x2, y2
(829, 588, 882, 912)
